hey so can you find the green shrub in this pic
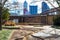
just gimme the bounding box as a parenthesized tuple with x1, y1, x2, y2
(53, 17, 60, 26)
(52, 17, 60, 29)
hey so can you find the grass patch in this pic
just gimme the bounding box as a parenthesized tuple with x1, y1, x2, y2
(0, 29, 12, 40)
(2, 25, 20, 28)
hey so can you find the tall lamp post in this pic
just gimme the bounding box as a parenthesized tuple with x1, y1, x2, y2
(0, 0, 7, 30)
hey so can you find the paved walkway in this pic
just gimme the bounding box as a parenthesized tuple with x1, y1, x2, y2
(8, 30, 34, 40)
(8, 25, 60, 40)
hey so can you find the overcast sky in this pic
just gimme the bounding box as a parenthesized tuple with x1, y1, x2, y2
(7, 0, 59, 15)
(8, 0, 59, 8)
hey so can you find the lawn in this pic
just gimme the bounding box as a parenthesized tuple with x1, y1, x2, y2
(0, 29, 12, 40)
(2, 25, 20, 28)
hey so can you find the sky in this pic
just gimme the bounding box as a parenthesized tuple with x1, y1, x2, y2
(6, 0, 59, 15)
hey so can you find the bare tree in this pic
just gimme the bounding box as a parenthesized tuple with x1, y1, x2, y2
(0, 0, 8, 30)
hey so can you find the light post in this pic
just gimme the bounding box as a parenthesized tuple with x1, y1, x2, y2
(0, 0, 7, 30)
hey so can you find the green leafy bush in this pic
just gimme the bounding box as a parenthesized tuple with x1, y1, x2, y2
(53, 17, 60, 26)
(52, 17, 60, 29)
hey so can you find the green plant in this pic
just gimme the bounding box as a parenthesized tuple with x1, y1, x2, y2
(2, 7, 10, 21)
(53, 17, 60, 26)
(52, 17, 60, 29)
(2, 7, 10, 24)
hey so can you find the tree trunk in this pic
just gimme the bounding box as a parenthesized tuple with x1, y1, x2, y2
(0, 5, 2, 30)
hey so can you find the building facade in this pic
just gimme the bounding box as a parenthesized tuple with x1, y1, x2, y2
(29, 5, 38, 15)
(10, 15, 60, 25)
(23, 0, 28, 9)
(42, 2, 50, 13)
(23, 0, 29, 15)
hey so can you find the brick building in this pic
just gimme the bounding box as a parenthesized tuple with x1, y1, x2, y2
(10, 14, 59, 25)
(9, 7, 60, 25)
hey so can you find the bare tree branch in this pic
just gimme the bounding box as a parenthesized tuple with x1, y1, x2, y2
(2, 0, 8, 6)
(55, 0, 60, 7)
